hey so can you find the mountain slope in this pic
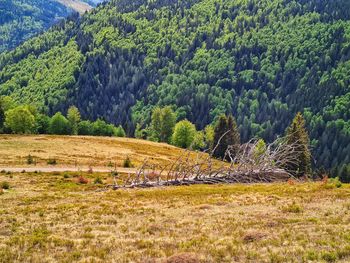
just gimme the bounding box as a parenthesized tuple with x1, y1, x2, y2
(0, 0, 349, 173)
(0, 0, 100, 53)
(0, 0, 71, 52)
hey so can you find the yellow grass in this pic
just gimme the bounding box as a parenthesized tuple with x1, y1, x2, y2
(0, 135, 195, 169)
(1, 171, 350, 262)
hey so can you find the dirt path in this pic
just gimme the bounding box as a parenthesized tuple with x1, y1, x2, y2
(0, 166, 138, 174)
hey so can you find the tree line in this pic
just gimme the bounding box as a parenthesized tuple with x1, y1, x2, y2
(0, 96, 126, 137)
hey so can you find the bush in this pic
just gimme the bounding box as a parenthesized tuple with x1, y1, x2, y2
(282, 202, 303, 213)
(47, 158, 57, 165)
(330, 177, 342, 188)
(114, 125, 126, 137)
(1, 181, 10, 190)
(78, 176, 88, 184)
(26, 154, 34, 165)
(94, 177, 103, 184)
(123, 156, 133, 168)
(322, 176, 342, 189)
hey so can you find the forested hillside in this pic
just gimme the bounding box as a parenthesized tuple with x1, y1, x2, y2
(0, 0, 71, 52)
(0, 0, 349, 175)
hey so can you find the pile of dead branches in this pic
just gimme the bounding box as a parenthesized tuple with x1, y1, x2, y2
(111, 135, 303, 189)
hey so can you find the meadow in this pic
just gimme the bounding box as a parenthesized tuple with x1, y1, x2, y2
(0, 170, 350, 262)
(0, 135, 190, 169)
(0, 135, 349, 262)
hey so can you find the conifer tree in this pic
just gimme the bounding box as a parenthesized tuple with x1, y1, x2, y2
(213, 115, 228, 159)
(213, 114, 240, 159)
(226, 115, 240, 158)
(285, 112, 312, 176)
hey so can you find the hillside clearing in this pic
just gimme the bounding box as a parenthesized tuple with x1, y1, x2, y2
(55, 0, 92, 13)
(0, 172, 349, 262)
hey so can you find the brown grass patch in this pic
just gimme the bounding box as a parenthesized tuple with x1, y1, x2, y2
(164, 253, 202, 263)
(243, 231, 268, 243)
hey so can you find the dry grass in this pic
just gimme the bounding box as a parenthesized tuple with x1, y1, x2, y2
(0, 135, 196, 169)
(1, 171, 350, 262)
(55, 0, 92, 14)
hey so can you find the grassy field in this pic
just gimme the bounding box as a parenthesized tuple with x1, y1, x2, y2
(0, 171, 350, 262)
(0, 135, 193, 169)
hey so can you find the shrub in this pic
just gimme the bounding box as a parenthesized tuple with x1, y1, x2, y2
(94, 177, 103, 184)
(321, 251, 337, 262)
(1, 181, 10, 190)
(26, 154, 34, 165)
(63, 173, 70, 178)
(330, 177, 342, 188)
(123, 156, 132, 168)
(114, 125, 126, 137)
(47, 158, 57, 165)
(282, 202, 303, 213)
(78, 176, 88, 184)
(322, 176, 342, 189)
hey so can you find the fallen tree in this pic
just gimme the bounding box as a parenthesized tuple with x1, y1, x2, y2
(108, 134, 304, 189)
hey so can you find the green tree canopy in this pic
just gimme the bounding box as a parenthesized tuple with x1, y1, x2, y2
(67, 106, 81, 135)
(49, 112, 70, 135)
(150, 106, 177, 143)
(4, 105, 36, 134)
(172, 120, 196, 148)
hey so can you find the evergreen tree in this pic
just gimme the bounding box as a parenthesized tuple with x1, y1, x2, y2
(226, 115, 240, 158)
(213, 115, 240, 159)
(213, 115, 229, 159)
(285, 112, 312, 177)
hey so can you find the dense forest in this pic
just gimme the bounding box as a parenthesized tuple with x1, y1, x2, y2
(0, 0, 72, 52)
(0, 0, 349, 176)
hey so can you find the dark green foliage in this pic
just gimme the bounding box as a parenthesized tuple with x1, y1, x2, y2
(36, 114, 50, 134)
(26, 154, 34, 165)
(150, 106, 176, 143)
(78, 120, 93, 135)
(213, 115, 240, 159)
(0, 181, 10, 190)
(123, 156, 132, 168)
(94, 177, 103, 184)
(0, 0, 70, 52)
(47, 158, 57, 165)
(0, 0, 349, 173)
(285, 113, 312, 177)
